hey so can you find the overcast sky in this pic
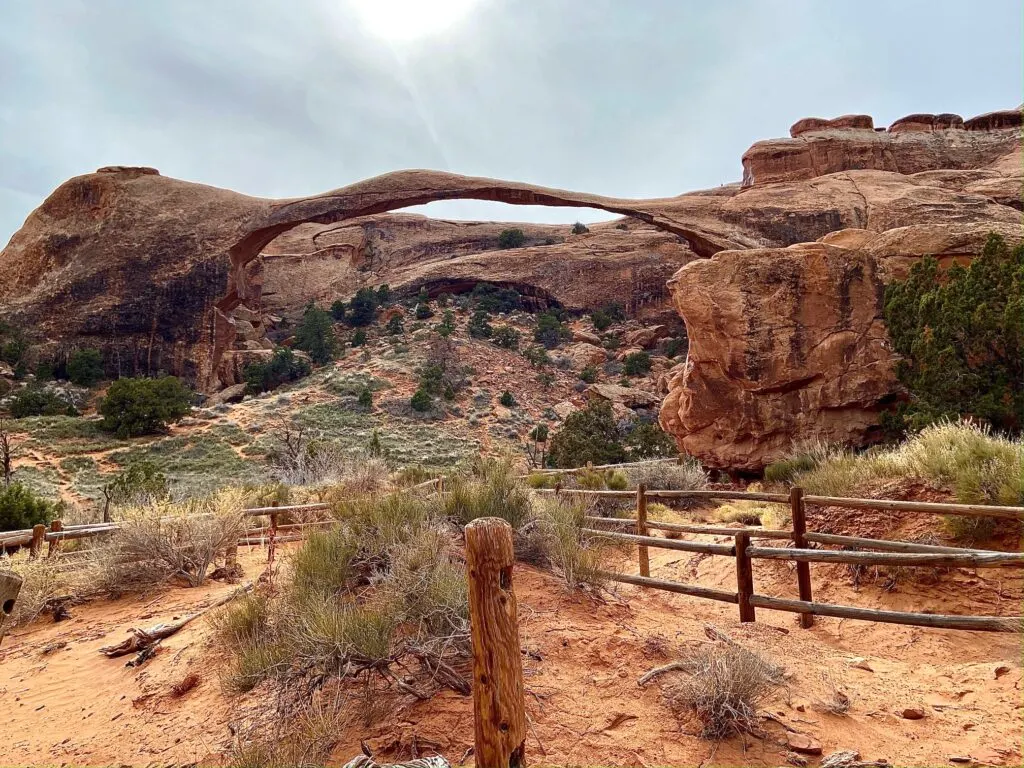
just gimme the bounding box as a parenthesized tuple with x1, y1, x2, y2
(1, 0, 1021, 242)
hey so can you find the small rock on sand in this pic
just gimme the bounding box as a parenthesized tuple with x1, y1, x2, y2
(787, 733, 823, 755)
(900, 706, 926, 720)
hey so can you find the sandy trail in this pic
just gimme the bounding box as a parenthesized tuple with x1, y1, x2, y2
(2, 542, 1021, 767)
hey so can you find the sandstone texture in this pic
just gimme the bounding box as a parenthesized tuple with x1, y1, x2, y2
(1, 107, 1020, 469)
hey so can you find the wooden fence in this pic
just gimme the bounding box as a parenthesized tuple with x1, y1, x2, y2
(536, 485, 1024, 633)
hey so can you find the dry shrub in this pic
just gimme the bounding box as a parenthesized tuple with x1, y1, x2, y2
(664, 644, 783, 739)
(229, 692, 346, 768)
(94, 488, 247, 593)
(628, 459, 709, 491)
(0, 552, 80, 628)
(275, 439, 390, 492)
(813, 671, 852, 716)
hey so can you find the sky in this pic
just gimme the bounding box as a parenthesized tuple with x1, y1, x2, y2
(1, 0, 1022, 242)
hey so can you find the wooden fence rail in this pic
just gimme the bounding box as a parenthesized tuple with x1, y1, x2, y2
(567, 484, 1024, 633)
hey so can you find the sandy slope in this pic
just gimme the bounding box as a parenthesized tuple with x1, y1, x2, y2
(1, 542, 1021, 767)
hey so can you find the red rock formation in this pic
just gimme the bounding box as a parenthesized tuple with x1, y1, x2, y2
(790, 114, 874, 137)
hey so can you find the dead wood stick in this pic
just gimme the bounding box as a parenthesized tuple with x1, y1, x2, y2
(637, 660, 692, 686)
(99, 581, 253, 658)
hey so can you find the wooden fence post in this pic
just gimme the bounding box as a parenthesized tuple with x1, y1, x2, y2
(437, 475, 445, 494)
(29, 524, 45, 560)
(636, 483, 650, 577)
(47, 520, 63, 559)
(790, 487, 814, 628)
(465, 518, 527, 768)
(735, 531, 755, 623)
(1, 570, 23, 648)
(268, 500, 279, 565)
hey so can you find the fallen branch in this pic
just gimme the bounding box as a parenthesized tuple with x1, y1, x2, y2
(99, 582, 253, 658)
(638, 660, 692, 686)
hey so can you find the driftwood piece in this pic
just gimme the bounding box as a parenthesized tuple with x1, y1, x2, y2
(99, 582, 252, 658)
(637, 660, 691, 686)
(342, 756, 450, 768)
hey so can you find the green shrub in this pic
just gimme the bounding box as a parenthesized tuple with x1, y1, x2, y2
(492, 325, 520, 349)
(437, 310, 456, 338)
(625, 422, 677, 459)
(537, 371, 555, 389)
(549, 401, 627, 468)
(662, 337, 687, 359)
(351, 329, 367, 347)
(467, 310, 492, 339)
(410, 388, 432, 412)
(358, 388, 373, 408)
(348, 288, 378, 327)
(523, 345, 550, 368)
(883, 233, 1023, 434)
(499, 390, 516, 407)
(591, 310, 612, 331)
(100, 460, 170, 521)
(243, 348, 311, 394)
(375, 284, 391, 305)
(603, 335, 621, 352)
(0, 322, 28, 370)
(386, 314, 404, 335)
(330, 300, 347, 322)
(498, 228, 526, 249)
(443, 459, 530, 528)
(526, 473, 556, 489)
(623, 351, 652, 376)
(415, 302, 434, 320)
(0, 483, 54, 531)
(471, 283, 522, 314)
(8, 387, 78, 418)
(606, 470, 629, 491)
(576, 469, 606, 490)
(579, 366, 598, 384)
(571, 221, 589, 235)
(526, 495, 608, 589)
(294, 304, 338, 365)
(534, 312, 569, 349)
(99, 376, 191, 438)
(67, 348, 104, 387)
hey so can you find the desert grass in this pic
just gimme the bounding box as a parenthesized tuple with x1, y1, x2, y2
(789, 422, 1023, 508)
(443, 456, 531, 529)
(627, 459, 709, 491)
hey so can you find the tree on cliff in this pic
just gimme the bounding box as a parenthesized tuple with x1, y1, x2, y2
(883, 233, 1023, 435)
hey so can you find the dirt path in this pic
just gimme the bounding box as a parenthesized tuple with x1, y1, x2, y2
(2, 544, 1021, 767)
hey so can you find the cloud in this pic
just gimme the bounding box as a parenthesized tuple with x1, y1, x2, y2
(1, 0, 1021, 241)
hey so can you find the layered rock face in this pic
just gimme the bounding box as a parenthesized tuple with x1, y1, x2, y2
(659, 108, 1022, 469)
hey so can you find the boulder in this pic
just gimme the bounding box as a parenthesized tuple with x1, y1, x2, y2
(964, 109, 1022, 131)
(572, 329, 602, 345)
(552, 401, 578, 420)
(623, 325, 667, 349)
(586, 383, 660, 409)
(207, 383, 247, 406)
(900, 707, 926, 720)
(565, 342, 607, 369)
(0, 362, 13, 379)
(233, 304, 261, 323)
(616, 346, 645, 361)
(889, 113, 964, 133)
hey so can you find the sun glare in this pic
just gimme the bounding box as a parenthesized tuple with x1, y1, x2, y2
(349, 0, 481, 43)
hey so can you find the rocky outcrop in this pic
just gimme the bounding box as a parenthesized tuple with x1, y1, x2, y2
(742, 108, 1020, 186)
(658, 222, 1024, 470)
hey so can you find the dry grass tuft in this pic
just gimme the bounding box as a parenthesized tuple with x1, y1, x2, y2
(628, 459, 709, 491)
(522, 495, 610, 590)
(663, 643, 783, 739)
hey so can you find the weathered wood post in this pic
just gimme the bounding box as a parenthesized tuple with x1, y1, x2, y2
(268, 500, 279, 565)
(47, 520, 63, 559)
(0, 570, 23, 648)
(636, 483, 650, 577)
(29, 524, 45, 560)
(790, 487, 814, 628)
(465, 518, 527, 768)
(734, 531, 755, 623)
(437, 475, 445, 494)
